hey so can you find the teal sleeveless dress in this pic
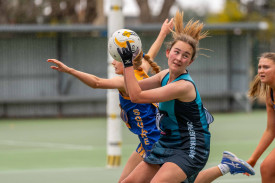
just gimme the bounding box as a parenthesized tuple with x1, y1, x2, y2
(144, 71, 211, 182)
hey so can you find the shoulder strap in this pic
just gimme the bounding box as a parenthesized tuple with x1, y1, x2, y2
(271, 88, 274, 102)
(161, 72, 169, 86)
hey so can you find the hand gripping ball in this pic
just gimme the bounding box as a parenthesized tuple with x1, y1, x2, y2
(108, 29, 142, 62)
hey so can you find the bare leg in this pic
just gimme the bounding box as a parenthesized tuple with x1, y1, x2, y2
(194, 166, 222, 183)
(118, 151, 143, 183)
(122, 161, 160, 183)
(261, 148, 275, 183)
(151, 162, 187, 183)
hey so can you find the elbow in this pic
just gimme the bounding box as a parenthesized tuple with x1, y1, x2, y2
(90, 77, 102, 89)
(129, 94, 142, 103)
(130, 98, 140, 103)
(91, 79, 102, 89)
(92, 83, 100, 89)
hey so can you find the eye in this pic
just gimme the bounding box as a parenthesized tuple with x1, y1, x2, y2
(182, 54, 189, 59)
(263, 65, 269, 69)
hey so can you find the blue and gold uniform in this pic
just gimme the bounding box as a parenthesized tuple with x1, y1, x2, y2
(119, 69, 160, 158)
(144, 71, 211, 183)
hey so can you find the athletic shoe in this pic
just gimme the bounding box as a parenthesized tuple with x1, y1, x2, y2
(221, 151, 255, 175)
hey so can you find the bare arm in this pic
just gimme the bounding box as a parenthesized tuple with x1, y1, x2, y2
(124, 67, 195, 104)
(47, 59, 124, 90)
(147, 18, 173, 59)
(138, 69, 168, 91)
(141, 18, 174, 73)
(247, 92, 275, 167)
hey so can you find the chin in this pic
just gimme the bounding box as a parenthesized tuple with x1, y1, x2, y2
(262, 80, 271, 85)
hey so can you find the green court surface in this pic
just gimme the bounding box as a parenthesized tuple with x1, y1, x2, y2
(0, 110, 273, 183)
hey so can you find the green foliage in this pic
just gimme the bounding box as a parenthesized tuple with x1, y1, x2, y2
(206, 0, 245, 23)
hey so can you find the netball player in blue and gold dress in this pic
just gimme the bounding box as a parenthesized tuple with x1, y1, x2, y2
(119, 68, 160, 159)
(47, 18, 174, 183)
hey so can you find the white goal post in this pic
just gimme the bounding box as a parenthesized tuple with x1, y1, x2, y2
(106, 0, 124, 168)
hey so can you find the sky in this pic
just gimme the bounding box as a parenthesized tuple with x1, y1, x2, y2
(104, 0, 225, 16)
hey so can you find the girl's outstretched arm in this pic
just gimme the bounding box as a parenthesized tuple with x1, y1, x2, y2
(47, 59, 124, 90)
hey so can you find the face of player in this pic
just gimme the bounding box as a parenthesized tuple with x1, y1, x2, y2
(258, 58, 275, 87)
(166, 41, 194, 74)
(112, 60, 124, 75)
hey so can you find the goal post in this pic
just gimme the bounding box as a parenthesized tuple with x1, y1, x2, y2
(106, 0, 124, 168)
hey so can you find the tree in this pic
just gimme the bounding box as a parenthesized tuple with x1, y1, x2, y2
(0, 0, 100, 24)
(136, 0, 175, 23)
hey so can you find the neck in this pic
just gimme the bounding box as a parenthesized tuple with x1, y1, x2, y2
(168, 69, 187, 83)
(269, 82, 275, 90)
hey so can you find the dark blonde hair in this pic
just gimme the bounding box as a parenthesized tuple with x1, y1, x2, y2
(167, 11, 208, 60)
(249, 52, 275, 98)
(133, 50, 161, 74)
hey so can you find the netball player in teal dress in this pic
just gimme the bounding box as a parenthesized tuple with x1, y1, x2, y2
(147, 71, 211, 182)
(119, 11, 254, 183)
(119, 11, 211, 183)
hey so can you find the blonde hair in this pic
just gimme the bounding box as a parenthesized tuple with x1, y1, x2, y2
(249, 52, 275, 98)
(133, 50, 161, 74)
(167, 11, 208, 60)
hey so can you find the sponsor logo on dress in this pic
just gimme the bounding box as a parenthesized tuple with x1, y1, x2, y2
(187, 122, 196, 159)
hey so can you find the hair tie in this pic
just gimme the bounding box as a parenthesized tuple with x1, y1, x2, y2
(143, 53, 145, 58)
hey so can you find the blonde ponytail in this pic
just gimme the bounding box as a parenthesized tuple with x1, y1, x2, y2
(133, 50, 161, 74)
(168, 11, 208, 60)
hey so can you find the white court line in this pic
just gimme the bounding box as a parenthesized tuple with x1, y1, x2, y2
(0, 140, 93, 150)
(0, 167, 113, 174)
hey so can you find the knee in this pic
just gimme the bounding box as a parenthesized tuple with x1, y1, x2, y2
(121, 177, 134, 183)
(260, 160, 274, 179)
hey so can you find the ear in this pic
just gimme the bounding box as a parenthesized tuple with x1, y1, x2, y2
(188, 59, 194, 66)
(166, 49, 170, 58)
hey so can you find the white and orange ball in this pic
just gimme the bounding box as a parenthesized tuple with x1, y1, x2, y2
(108, 29, 142, 62)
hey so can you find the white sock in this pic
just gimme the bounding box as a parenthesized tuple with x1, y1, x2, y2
(218, 164, 230, 175)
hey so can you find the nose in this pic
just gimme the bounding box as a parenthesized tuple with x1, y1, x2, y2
(258, 66, 263, 73)
(112, 60, 116, 65)
(175, 54, 183, 61)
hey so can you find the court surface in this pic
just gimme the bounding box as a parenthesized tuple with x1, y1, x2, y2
(0, 110, 273, 183)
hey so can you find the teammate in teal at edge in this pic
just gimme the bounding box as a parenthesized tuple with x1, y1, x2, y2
(246, 52, 275, 183)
